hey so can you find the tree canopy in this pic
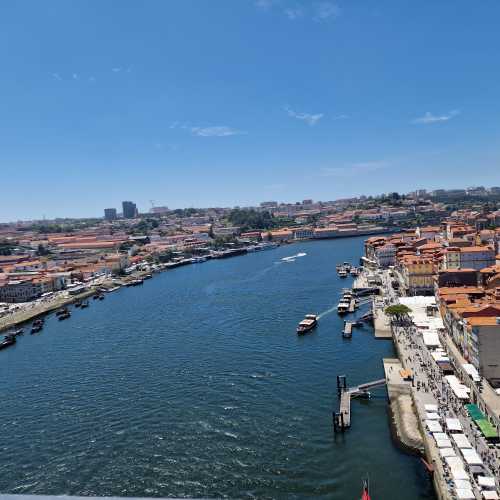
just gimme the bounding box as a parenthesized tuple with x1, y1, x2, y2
(227, 209, 276, 231)
(385, 304, 412, 317)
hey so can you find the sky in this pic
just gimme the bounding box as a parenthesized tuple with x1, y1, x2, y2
(2, 0, 500, 221)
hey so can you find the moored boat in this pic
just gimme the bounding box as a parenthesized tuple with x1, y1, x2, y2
(58, 311, 71, 320)
(296, 314, 318, 335)
(56, 307, 69, 316)
(338, 268, 348, 278)
(80, 301, 89, 308)
(0, 334, 16, 350)
(31, 324, 43, 334)
(337, 300, 350, 315)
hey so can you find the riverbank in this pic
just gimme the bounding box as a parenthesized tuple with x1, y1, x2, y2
(0, 230, 392, 334)
(0, 270, 154, 333)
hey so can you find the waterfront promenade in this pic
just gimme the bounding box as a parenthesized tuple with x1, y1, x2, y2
(375, 267, 500, 499)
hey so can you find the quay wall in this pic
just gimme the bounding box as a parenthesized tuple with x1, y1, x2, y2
(391, 324, 452, 500)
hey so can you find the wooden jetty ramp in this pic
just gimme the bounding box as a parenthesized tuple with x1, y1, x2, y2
(333, 375, 386, 432)
(348, 299, 356, 313)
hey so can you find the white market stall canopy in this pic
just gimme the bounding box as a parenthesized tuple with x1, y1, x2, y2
(439, 447, 456, 458)
(452, 433, 473, 449)
(435, 437, 453, 448)
(446, 418, 463, 432)
(462, 363, 481, 382)
(454, 479, 472, 490)
(423, 331, 441, 347)
(426, 412, 440, 420)
(482, 492, 500, 500)
(461, 448, 483, 465)
(455, 488, 475, 499)
(426, 420, 443, 433)
(478, 476, 496, 489)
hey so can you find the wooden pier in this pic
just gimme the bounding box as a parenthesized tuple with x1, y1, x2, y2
(333, 375, 387, 432)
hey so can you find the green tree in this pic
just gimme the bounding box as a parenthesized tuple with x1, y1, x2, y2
(385, 304, 412, 321)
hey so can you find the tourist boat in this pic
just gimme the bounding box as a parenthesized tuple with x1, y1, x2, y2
(192, 256, 208, 262)
(0, 334, 16, 350)
(338, 268, 348, 278)
(350, 267, 359, 276)
(10, 328, 24, 336)
(361, 478, 371, 500)
(74, 300, 82, 308)
(56, 308, 69, 316)
(259, 242, 278, 250)
(296, 314, 318, 335)
(337, 301, 350, 315)
(58, 311, 71, 321)
(31, 324, 43, 334)
(80, 301, 89, 309)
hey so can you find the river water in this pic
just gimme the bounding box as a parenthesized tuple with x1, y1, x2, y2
(0, 237, 435, 499)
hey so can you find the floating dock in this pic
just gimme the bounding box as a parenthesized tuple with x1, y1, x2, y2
(333, 375, 386, 432)
(343, 321, 353, 337)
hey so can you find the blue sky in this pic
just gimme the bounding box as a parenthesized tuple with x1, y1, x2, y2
(2, 0, 500, 221)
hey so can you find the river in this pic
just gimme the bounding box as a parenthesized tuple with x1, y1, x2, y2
(0, 237, 435, 499)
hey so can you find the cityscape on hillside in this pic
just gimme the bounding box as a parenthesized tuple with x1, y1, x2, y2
(4, 1, 500, 499)
(2, 184, 500, 500)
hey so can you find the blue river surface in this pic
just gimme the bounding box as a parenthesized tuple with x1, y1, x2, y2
(0, 237, 436, 499)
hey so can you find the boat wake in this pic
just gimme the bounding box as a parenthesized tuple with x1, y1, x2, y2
(317, 305, 338, 319)
(281, 252, 307, 263)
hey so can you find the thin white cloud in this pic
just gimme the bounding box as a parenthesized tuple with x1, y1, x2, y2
(284, 7, 303, 20)
(88, 76, 96, 83)
(112, 67, 122, 73)
(255, 0, 276, 10)
(72, 73, 79, 80)
(313, 2, 340, 21)
(412, 110, 460, 124)
(321, 161, 389, 177)
(191, 126, 246, 137)
(285, 106, 324, 126)
(52, 73, 62, 81)
(332, 114, 349, 120)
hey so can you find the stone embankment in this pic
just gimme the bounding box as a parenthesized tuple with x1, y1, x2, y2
(383, 358, 424, 452)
